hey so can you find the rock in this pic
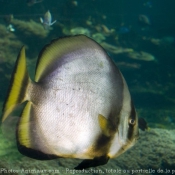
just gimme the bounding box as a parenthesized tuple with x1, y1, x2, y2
(0, 128, 175, 174)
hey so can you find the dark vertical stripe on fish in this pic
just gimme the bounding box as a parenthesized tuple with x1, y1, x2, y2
(127, 101, 136, 140)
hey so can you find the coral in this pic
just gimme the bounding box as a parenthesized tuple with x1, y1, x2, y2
(91, 33, 106, 43)
(127, 51, 156, 61)
(11, 19, 49, 38)
(62, 26, 90, 36)
(0, 24, 23, 64)
(101, 42, 133, 54)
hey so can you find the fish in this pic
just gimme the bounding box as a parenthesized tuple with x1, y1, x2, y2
(6, 24, 15, 32)
(26, 0, 43, 6)
(138, 14, 151, 30)
(138, 118, 148, 131)
(40, 10, 56, 30)
(1, 35, 139, 169)
(138, 14, 151, 26)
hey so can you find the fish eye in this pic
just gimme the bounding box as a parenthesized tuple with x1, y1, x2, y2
(129, 119, 135, 125)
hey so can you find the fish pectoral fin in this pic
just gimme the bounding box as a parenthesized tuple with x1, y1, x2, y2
(74, 155, 109, 170)
(98, 114, 111, 137)
(51, 20, 56, 25)
(40, 17, 43, 23)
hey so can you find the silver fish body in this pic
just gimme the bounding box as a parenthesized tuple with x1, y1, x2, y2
(1, 35, 139, 168)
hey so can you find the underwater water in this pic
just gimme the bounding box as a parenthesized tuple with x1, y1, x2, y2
(0, 0, 175, 174)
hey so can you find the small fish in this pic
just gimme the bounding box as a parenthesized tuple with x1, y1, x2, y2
(40, 10, 56, 29)
(6, 24, 15, 32)
(138, 117, 148, 131)
(26, 0, 43, 6)
(138, 14, 151, 29)
(1, 35, 139, 169)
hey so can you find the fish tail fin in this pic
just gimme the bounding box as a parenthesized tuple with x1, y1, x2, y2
(1, 46, 31, 122)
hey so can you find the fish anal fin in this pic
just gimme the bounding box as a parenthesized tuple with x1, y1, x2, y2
(17, 102, 58, 160)
(17, 101, 32, 148)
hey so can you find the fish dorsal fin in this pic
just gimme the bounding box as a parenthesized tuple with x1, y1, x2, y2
(17, 101, 32, 148)
(1, 46, 30, 122)
(35, 35, 101, 82)
(98, 114, 112, 137)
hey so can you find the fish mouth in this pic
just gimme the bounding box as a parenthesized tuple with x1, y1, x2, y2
(134, 128, 140, 141)
(117, 130, 139, 153)
(120, 139, 137, 153)
(129, 132, 139, 144)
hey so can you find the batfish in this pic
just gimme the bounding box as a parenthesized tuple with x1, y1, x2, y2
(1, 35, 139, 169)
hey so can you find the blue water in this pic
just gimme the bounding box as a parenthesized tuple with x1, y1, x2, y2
(0, 0, 175, 174)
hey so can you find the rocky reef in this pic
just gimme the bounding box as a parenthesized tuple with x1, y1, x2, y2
(0, 128, 175, 175)
(10, 19, 49, 38)
(0, 24, 24, 65)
